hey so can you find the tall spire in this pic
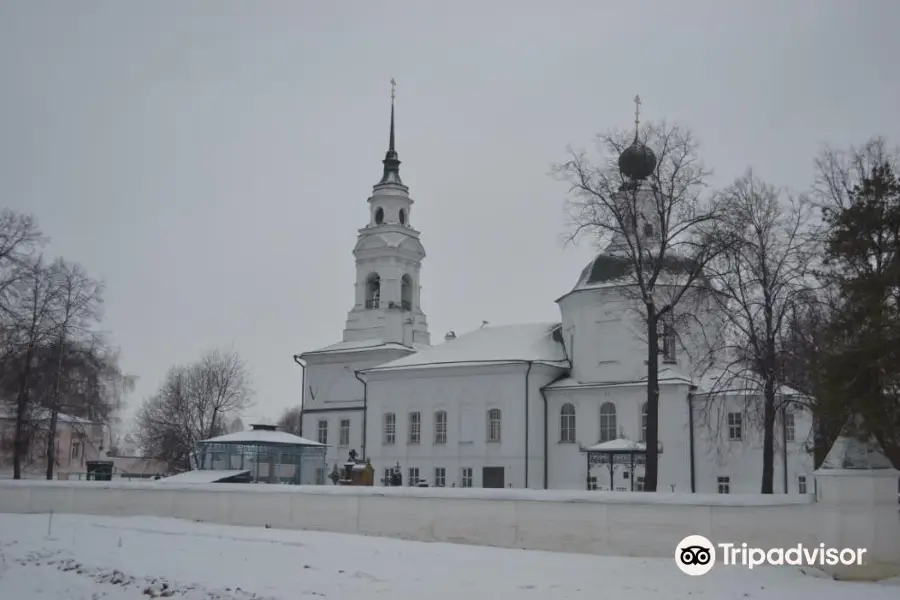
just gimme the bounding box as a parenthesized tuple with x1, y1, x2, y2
(378, 78, 402, 185)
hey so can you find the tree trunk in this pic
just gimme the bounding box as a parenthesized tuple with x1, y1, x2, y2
(45, 409, 59, 480)
(644, 306, 660, 492)
(46, 338, 67, 480)
(12, 345, 36, 480)
(761, 359, 776, 494)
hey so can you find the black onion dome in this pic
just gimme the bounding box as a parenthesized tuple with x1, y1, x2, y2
(618, 139, 657, 180)
(574, 253, 710, 289)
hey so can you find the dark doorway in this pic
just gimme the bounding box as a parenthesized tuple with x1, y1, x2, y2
(482, 466, 505, 488)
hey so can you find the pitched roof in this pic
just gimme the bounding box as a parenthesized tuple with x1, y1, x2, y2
(361, 322, 569, 373)
(198, 428, 323, 446)
(0, 409, 94, 425)
(300, 338, 427, 357)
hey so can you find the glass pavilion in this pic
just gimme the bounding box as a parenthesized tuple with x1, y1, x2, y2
(195, 424, 327, 485)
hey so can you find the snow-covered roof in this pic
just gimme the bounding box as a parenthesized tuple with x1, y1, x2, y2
(198, 429, 324, 446)
(300, 338, 427, 357)
(0, 409, 94, 425)
(361, 322, 569, 373)
(695, 366, 803, 397)
(158, 469, 251, 484)
(547, 367, 693, 391)
(583, 438, 650, 453)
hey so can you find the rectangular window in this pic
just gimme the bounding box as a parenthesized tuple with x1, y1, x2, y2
(383, 413, 395, 444)
(487, 408, 501, 442)
(434, 411, 447, 444)
(408, 467, 420, 486)
(798, 475, 807, 494)
(339, 419, 350, 447)
(587, 476, 598, 491)
(461, 467, 473, 488)
(317, 420, 328, 445)
(408, 411, 421, 444)
(662, 319, 677, 362)
(727, 412, 742, 441)
(785, 411, 795, 442)
(434, 467, 446, 487)
(636, 476, 645, 492)
(717, 476, 731, 494)
(71, 442, 81, 459)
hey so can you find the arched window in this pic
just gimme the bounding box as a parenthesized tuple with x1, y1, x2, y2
(640, 403, 648, 442)
(401, 274, 413, 310)
(560, 403, 576, 443)
(374, 207, 384, 225)
(399, 208, 406, 225)
(643, 222, 654, 237)
(365, 273, 381, 309)
(487, 408, 501, 442)
(599, 403, 616, 443)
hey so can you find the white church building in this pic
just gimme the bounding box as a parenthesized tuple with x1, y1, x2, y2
(296, 97, 815, 494)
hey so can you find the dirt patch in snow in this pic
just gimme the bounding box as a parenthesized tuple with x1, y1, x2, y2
(2, 544, 277, 600)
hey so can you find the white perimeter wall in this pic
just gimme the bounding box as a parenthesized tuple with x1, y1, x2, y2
(2, 479, 897, 577)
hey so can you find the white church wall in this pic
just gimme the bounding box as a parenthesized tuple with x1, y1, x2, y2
(301, 347, 412, 467)
(691, 393, 816, 495)
(559, 283, 724, 386)
(545, 382, 694, 492)
(366, 363, 563, 489)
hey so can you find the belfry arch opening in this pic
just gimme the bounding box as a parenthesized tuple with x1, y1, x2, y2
(401, 274, 413, 311)
(399, 208, 406, 225)
(374, 207, 384, 225)
(365, 273, 381, 309)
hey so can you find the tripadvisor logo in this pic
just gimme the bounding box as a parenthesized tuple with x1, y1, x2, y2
(674, 535, 867, 575)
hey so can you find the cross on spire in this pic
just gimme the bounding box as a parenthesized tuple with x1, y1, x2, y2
(633, 94, 642, 134)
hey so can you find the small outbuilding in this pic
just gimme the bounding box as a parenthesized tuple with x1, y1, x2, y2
(195, 424, 327, 485)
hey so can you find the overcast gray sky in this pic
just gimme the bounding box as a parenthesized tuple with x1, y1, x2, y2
(2, 0, 898, 427)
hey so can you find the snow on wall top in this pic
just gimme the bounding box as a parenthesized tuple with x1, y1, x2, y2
(158, 469, 251, 484)
(361, 322, 569, 373)
(198, 429, 324, 446)
(0, 478, 816, 506)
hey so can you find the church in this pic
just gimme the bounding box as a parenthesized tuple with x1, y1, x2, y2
(295, 93, 814, 494)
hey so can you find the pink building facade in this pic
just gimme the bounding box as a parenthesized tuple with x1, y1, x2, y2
(0, 410, 104, 479)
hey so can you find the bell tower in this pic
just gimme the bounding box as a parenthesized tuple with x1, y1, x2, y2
(342, 80, 431, 346)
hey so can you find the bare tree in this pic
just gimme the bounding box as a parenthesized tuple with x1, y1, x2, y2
(7, 257, 60, 478)
(277, 406, 303, 436)
(134, 349, 253, 470)
(553, 107, 728, 491)
(813, 137, 900, 213)
(0, 209, 46, 322)
(42, 259, 105, 479)
(702, 171, 817, 493)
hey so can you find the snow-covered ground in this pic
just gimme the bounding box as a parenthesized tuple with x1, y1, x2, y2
(0, 513, 897, 600)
